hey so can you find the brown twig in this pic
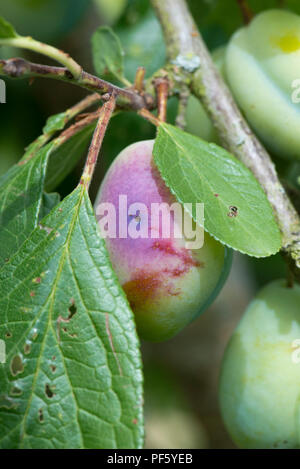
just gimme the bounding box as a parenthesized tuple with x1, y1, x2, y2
(138, 108, 161, 127)
(81, 94, 116, 189)
(236, 0, 253, 24)
(0, 57, 154, 111)
(65, 93, 100, 118)
(19, 94, 101, 165)
(58, 111, 100, 145)
(154, 77, 169, 122)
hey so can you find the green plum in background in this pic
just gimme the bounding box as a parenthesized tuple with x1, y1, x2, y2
(219, 280, 300, 449)
(0, 0, 89, 42)
(95, 140, 232, 342)
(225, 9, 300, 161)
(93, 0, 127, 25)
(185, 95, 218, 143)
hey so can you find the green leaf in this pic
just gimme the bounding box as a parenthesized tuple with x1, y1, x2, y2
(18, 112, 75, 167)
(153, 123, 281, 257)
(0, 184, 143, 449)
(0, 16, 18, 39)
(0, 143, 56, 267)
(42, 112, 71, 136)
(92, 26, 127, 84)
(39, 192, 61, 220)
(45, 123, 95, 192)
(116, 10, 165, 81)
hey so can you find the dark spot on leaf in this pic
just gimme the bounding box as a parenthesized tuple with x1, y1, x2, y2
(50, 365, 56, 373)
(214, 193, 219, 197)
(24, 343, 31, 355)
(10, 355, 24, 376)
(10, 386, 22, 397)
(227, 205, 238, 217)
(56, 300, 78, 342)
(45, 384, 54, 399)
(0, 395, 18, 409)
(32, 277, 41, 284)
(52, 356, 56, 361)
(68, 301, 77, 318)
(132, 418, 138, 424)
(5, 331, 12, 339)
(38, 408, 44, 423)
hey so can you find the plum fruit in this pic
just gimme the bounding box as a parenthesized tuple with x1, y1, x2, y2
(225, 9, 300, 160)
(219, 279, 300, 449)
(95, 140, 232, 342)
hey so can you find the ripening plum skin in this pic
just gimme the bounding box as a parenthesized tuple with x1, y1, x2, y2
(219, 280, 300, 449)
(95, 140, 232, 342)
(225, 9, 300, 160)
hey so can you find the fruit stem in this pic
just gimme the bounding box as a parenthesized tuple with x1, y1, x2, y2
(154, 77, 169, 122)
(134, 67, 146, 93)
(236, 0, 253, 25)
(80, 93, 116, 189)
(138, 108, 161, 127)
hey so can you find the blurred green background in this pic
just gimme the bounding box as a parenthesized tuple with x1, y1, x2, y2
(0, 0, 294, 449)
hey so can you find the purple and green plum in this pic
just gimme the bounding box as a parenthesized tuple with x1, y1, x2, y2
(219, 280, 300, 449)
(95, 140, 232, 342)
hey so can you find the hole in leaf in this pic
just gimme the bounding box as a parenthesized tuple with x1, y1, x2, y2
(227, 205, 239, 218)
(45, 383, 54, 399)
(68, 301, 77, 318)
(10, 355, 24, 376)
(38, 408, 44, 423)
